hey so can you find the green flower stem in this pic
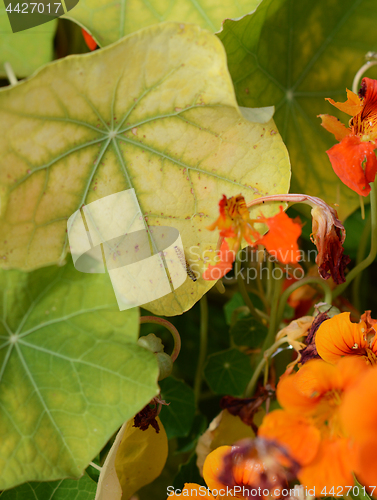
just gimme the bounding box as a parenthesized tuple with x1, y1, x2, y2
(194, 295, 208, 404)
(333, 182, 377, 299)
(89, 461, 102, 472)
(276, 277, 333, 327)
(352, 209, 372, 311)
(235, 250, 262, 322)
(4, 62, 18, 86)
(244, 336, 287, 397)
(139, 316, 181, 362)
(244, 265, 284, 397)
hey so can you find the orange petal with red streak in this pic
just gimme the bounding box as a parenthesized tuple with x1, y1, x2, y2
(315, 312, 368, 364)
(318, 114, 351, 141)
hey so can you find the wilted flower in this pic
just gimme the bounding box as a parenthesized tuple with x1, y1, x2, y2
(319, 77, 377, 196)
(245, 194, 350, 285)
(310, 204, 351, 284)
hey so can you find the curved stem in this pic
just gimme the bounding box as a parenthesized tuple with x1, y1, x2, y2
(276, 277, 333, 327)
(352, 60, 377, 93)
(194, 295, 208, 404)
(139, 316, 181, 362)
(244, 337, 287, 397)
(333, 182, 377, 298)
(244, 264, 284, 397)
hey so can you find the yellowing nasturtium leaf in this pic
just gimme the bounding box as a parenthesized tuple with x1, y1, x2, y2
(0, 5, 57, 78)
(0, 23, 290, 316)
(95, 417, 168, 500)
(0, 262, 159, 490)
(63, 0, 261, 47)
(218, 0, 377, 220)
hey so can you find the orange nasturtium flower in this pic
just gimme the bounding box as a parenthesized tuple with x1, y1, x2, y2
(203, 195, 301, 280)
(167, 439, 298, 499)
(340, 365, 377, 490)
(253, 207, 302, 265)
(315, 311, 377, 365)
(319, 77, 377, 196)
(82, 28, 98, 51)
(258, 356, 370, 493)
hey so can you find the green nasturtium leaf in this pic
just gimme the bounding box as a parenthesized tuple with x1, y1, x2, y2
(0, 23, 290, 316)
(63, 0, 261, 47)
(217, 0, 377, 220)
(230, 316, 267, 347)
(0, 474, 97, 500)
(0, 262, 159, 490)
(159, 376, 196, 440)
(204, 348, 253, 396)
(0, 5, 57, 78)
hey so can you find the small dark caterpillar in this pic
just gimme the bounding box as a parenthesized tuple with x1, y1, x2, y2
(174, 246, 197, 282)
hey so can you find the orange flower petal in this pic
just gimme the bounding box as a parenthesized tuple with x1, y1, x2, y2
(167, 483, 215, 499)
(254, 207, 302, 264)
(326, 135, 377, 197)
(354, 77, 377, 140)
(202, 241, 235, 280)
(315, 312, 368, 364)
(258, 410, 320, 466)
(298, 439, 354, 494)
(81, 28, 97, 51)
(318, 114, 351, 141)
(203, 446, 232, 493)
(340, 365, 377, 444)
(276, 368, 322, 413)
(352, 438, 377, 490)
(326, 89, 363, 117)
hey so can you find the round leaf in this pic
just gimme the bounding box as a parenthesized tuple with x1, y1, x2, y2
(218, 0, 377, 219)
(0, 474, 97, 500)
(230, 316, 267, 347)
(0, 23, 290, 316)
(0, 263, 159, 490)
(159, 376, 196, 440)
(204, 348, 253, 396)
(64, 0, 261, 47)
(0, 5, 57, 78)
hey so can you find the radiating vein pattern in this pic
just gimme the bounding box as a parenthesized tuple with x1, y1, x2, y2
(218, 0, 377, 219)
(0, 23, 290, 316)
(0, 264, 158, 489)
